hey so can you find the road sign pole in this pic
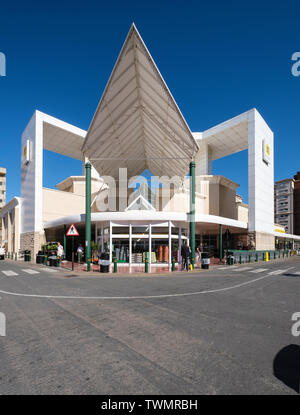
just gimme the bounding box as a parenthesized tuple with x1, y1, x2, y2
(85, 162, 92, 272)
(72, 235, 74, 271)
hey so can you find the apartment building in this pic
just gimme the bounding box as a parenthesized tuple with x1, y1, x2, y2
(274, 178, 294, 233)
(293, 171, 300, 235)
(0, 167, 6, 209)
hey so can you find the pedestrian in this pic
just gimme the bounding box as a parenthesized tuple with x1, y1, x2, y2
(195, 246, 201, 268)
(56, 242, 64, 263)
(181, 243, 190, 271)
(77, 244, 84, 264)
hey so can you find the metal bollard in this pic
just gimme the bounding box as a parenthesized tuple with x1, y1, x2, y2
(56, 257, 60, 267)
(145, 258, 149, 273)
(248, 255, 251, 263)
(15, 253, 17, 261)
(239, 255, 242, 264)
(255, 253, 258, 262)
(44, 255, 48, 266)
(113, 258, 117, 273)
(172, 258, 175, 272)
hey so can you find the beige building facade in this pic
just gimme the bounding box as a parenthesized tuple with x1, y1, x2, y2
(3, 24, 300, 262)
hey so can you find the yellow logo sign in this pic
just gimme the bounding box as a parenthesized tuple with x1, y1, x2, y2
(266, 143, 270, 156)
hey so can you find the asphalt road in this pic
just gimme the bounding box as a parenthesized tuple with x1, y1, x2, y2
(0, 257, 299, 395)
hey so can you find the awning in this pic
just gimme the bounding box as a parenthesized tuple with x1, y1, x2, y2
(82, 23, 198, 179)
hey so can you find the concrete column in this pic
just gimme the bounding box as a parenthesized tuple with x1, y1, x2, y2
(7, 213, 12, 253)
(85, 162, 92, 271)
(195, 143, 212, 175)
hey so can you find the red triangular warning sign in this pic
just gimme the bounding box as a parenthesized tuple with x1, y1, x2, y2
(66, 223, 79, 236)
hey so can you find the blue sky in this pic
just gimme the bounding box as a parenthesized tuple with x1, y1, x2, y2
(0, 0, 299, 203)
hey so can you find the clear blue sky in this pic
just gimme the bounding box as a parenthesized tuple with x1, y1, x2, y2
(0, 0, 299, 203)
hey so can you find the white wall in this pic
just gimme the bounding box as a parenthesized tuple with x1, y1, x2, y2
(248, 109, 274, 234)
(20, 111, 43, 234)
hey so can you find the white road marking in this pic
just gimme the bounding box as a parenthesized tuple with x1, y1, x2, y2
(22, 269, 40, 274)
(218, 266, 238, 270)
(43, 268, 58, 273)
(2, 270, 18, 276)
(268, 267, 295, 275)
(0, 269, 296, 300)
(232, 267, 253, 272)
(267, 269, 286, 275)
(249, 268, 268, 273)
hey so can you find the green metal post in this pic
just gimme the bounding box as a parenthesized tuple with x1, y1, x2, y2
(255, 253, 258, 262)
(189, 161, 196, 269)
(145, 258, 149, 273)
(219, 224, 223, 262)
(113, 258, 117, 273)
(85, 162, 92, 272)
(15, 253, 17, 261)
(239, 255, 242, 264)
(172, 257, 175, 272)
(44, 255, 48, 266)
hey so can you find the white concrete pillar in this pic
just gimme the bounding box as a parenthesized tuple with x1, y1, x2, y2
(195, 142, 212, 176)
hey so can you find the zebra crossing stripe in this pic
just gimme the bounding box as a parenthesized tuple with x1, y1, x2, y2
(218, 266, 238, 270)
(249, 268, 268, 273)
(22, 269, 40, 274)
(232, 267, 253, 272)
(268, 269, 288, 275)
(2, 270, 18, 276)
(43, 268, 58, 273)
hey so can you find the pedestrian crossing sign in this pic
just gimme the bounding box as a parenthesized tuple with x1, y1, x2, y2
(66, 223, 79, 236)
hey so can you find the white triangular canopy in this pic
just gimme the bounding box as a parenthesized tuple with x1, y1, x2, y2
(125, 194, 156, 211)
(82, 23, 198, 180)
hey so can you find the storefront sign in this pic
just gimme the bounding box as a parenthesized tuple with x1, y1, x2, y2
(262, 138, 271, 165)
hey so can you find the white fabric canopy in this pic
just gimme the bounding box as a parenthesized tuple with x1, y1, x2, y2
(82, 23, 198, 179)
